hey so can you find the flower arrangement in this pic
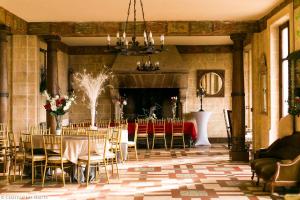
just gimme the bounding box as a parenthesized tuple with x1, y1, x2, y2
(43, 90, 75, 116)
(43, 90, 75, 132)
(288, 97, 300, 116)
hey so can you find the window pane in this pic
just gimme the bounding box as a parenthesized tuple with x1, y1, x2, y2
(282, 60, 289, 116)
(281, 27, 289, 59)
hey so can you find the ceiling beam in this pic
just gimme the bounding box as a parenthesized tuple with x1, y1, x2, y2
(0, 7, 27, 34)
(27, 21, 259, 37)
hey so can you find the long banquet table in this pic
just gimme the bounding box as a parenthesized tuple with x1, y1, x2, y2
(127, 121, 197, 141)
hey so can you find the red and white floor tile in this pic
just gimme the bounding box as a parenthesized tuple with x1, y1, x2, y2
(0, 144, 298, 199)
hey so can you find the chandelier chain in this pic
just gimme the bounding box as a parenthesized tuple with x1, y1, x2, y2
(133, 0, 137, 38)
(124, 0, 132, 33)
(139, 0, 147, 32)
(105, 0, 166, 56)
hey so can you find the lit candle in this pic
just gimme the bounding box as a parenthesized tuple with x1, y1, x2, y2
(149, 31, 152, 38)
(151, 38, 154, 45)
(137, 61, 140, 66)
(107, 34, 111, 45)
(116, 32, 120, 38)
(123, 31, 126, 39)
(144, 31, 147, 38)
(160, 34, 165, 45)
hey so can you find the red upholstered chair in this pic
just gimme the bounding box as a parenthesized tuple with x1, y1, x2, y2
(152, 119, 167, 150)
(135, 119, 149, 149)
(171, 119, 185, 149)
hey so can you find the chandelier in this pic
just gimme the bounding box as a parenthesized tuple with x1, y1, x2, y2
(136, 56, 160, 71)
(106, 0, 166, 55)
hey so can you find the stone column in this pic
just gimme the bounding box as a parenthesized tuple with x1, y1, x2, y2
(0, 25, 10, 124)
(230, 33, 248, 162)
(44, 35, 60, 133)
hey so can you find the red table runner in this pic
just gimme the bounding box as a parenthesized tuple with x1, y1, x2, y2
(127, 121, 197, 141)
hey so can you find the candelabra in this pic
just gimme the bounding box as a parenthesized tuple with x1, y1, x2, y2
(197, 87, 206, 112)
(171, 96, 178, 119)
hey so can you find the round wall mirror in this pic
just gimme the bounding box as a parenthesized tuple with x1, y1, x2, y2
(197, 70, 225, 97)
(200, 72, 223, 95)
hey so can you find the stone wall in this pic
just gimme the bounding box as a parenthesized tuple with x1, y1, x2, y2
(68, 52, 233, 139)
(182, 53, 232, 138)
(10, 35, 39, 133)
(252, 30, 269, 150)
(69, 55, 116, 123)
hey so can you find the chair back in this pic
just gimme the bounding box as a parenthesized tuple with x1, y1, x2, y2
(0, 123, 7, 132)
(0, 123, 8, 139)
(21, 132, 34, 158)
(152, 119, 165, 135)
(86, 129, 107, 158)
(62, 127, 78, 135)
(97, 120, 111, 129)
(77, 128, 88, 135)
(29, 126, 49, 135)
(114, 119, 128, 129)
(172, 119, 184, 134)
(133, 123, 138, 143)
(7, 132, 17, 155)
(109, 126, 121, 145)
(42, 134, 63, 158)
(135, 119, 148, 135)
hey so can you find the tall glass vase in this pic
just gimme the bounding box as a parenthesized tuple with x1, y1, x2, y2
(55, 115, 62, 135)
(90, 104, 97, 130)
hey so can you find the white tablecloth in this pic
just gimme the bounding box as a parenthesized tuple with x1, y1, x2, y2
(32, 130, 129, 164)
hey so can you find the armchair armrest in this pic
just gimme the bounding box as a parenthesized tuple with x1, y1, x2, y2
(273, 155, 300, 183)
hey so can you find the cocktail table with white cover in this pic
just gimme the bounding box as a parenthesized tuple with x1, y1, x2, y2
(193, 111, 212, 146)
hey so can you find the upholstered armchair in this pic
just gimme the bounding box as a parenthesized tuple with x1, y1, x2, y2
(269, 155, 300, 194)
(251, 133, 300, 194)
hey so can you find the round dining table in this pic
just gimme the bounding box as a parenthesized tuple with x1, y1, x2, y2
(31, 129, 129, 164)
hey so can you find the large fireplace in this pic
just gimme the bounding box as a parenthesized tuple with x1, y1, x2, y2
(119, 88, 180, 121)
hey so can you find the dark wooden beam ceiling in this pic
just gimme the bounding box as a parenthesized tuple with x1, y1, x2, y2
(0, 0, 294, 35)
(27, 21, 259, 36)
(0, 7, 27, 34)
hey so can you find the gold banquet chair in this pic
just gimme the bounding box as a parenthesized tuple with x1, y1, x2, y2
(7, 131, 24, 182)
(135, 119, 149, 149)
(77, 130, 111, 186)
(152, 119, 167, 150)
(21, 132, 46, 184)
(0, 129, 9, 183)
(42, 134, 73, 187)
(109, 125, 124, 163)
(170, 119, 185, 149)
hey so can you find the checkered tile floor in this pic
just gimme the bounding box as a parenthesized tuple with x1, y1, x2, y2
(0, 144, 298, 199)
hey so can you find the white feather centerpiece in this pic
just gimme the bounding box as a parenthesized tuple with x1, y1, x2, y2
(73, 66, 113, 130)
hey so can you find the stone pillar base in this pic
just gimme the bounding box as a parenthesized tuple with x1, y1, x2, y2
(230, 151, 249, 162)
